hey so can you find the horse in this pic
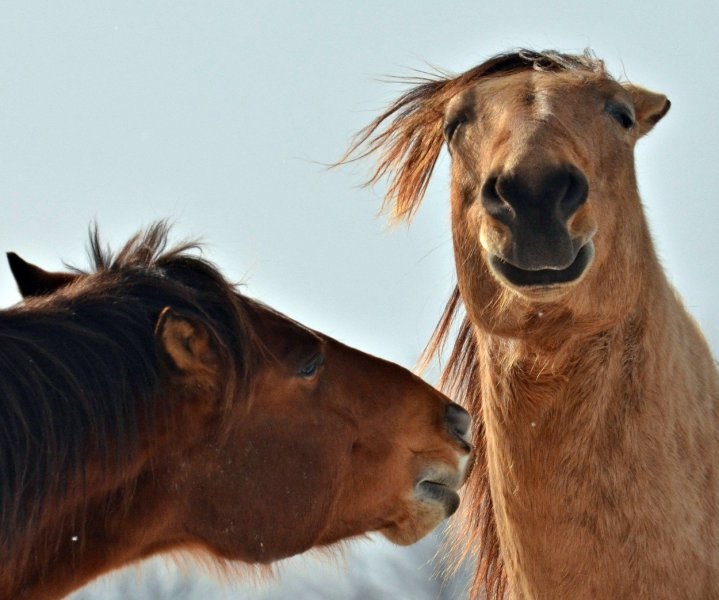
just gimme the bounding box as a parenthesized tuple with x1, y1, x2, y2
(344, 50, 719, 599)
(0, 223, 472, 600)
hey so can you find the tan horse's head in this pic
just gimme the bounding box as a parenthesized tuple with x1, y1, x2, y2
(346, 50, 670, 337)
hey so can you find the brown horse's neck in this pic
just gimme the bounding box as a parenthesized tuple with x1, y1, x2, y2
(0, 460, 166, 600)
(476, 246, 719, 598)
(2, 384, 219, 600)
(2, 466, 186, 600)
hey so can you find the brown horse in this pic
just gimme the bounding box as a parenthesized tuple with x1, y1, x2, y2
(0, 223, 472, 600)
(346, 50, 719, 599)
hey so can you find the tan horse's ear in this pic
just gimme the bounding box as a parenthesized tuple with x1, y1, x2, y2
(155, 307, 218, 376)
(6, 252, 78, 298)
(622, 83, 671, 138)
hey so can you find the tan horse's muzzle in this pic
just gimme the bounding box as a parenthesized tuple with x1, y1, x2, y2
(481, 162, 595, 288)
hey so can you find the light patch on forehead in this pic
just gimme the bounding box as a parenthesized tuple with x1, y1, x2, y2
(474, 71, 554, 128)
(532, 92, 553, 122)
(527, 73, 552, 122)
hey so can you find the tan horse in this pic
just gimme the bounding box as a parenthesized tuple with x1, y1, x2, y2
(1, 224, 471, 600)
(345, 50, 719, 599)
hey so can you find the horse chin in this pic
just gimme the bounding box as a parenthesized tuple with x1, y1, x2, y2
(488, 241, 595, 298)
(379, 480, 462, 546)
(379, 498, 457, 546)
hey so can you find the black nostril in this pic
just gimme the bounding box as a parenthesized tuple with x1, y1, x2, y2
(483, 164, 588, 224)
(480, 175, 513, 226)
(445, 403, 472, 444)
(558, 165, 589, 220)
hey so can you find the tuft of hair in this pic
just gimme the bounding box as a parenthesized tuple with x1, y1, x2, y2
(339, 49, 604, 222)
(168, 534, 358, 591)
(418, 287, 507, 598)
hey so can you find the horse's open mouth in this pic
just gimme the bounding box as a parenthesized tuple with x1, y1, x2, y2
(416, 480, 460, 517)
(490, 242, 594, 288)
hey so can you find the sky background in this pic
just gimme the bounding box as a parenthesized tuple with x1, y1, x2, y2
(0, 2, 716, 599)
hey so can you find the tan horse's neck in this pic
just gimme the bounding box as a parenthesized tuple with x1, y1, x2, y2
(475, 228, 719, 599)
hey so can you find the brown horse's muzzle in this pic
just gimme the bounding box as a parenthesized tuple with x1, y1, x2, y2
(414, 403, 472, 517)
(482, 163, 595, 287)
(381, 401, 472, 546)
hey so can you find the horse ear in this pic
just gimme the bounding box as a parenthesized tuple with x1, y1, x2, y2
(622, 83, 670, 138)
(155, 307, 218, 376)
(6, 252, 78, 297)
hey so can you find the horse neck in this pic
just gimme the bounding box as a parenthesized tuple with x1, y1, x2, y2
(475, 240, 719, 597)
(2, 475, 182, 600)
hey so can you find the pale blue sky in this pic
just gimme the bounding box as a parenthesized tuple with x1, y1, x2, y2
(2, 2, 717, 598)
(1, 1, 716, 367)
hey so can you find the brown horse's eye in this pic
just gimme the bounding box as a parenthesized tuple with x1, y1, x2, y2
(606, 102, 635, 129)
(297, 353, 325, 379)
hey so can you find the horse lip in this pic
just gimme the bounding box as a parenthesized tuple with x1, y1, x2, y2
(454, 437, 472, 453)
(489, 241, 594, 288)
(415, 466, 462, 492)
(415, 480, 461, 516)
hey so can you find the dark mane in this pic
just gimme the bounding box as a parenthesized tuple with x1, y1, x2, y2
(0, 222, 262, 574)
(340, 48, 605, 220)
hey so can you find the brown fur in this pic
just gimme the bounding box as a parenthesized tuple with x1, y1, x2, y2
(345, 50, 719, 598)
(1, 224, 471, 599)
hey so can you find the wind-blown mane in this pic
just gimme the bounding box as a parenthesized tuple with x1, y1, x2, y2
(342, 49, 605, 221)
(0, 223, 261, 577)
(417, 287, 503, 594)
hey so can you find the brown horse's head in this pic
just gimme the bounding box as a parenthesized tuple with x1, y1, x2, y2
(197, 306, 469, 562)
(345, 50, 670, 336)
(153, 300, 472, 562)
(3, 227, 470, 598)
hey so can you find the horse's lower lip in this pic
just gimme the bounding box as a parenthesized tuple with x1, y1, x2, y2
(416, 481, 460, 516)
(490, 242, 594, 288)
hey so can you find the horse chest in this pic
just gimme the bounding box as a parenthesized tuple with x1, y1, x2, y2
(479, 338, 719, 598)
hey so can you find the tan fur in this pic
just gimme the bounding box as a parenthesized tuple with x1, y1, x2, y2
(345, 50, 719, 599)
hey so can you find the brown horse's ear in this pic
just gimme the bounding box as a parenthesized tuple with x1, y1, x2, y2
(622, 83, 671, 138)
(155, 307, 218, 376)
(6, 252, 78, 297)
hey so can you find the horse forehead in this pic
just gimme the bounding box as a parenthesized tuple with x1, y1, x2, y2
(462, 69, 619, 121)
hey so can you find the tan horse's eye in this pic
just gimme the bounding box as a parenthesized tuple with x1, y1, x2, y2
(444, 114, 467, 143)
(297, 352, 325, 379)
(605, 101, 635, 129)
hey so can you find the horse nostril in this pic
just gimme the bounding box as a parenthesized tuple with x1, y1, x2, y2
(445, 403, 472, 445)
(483, 164, 588, 224)
(558, 165, 589, 220)
(480, 175, 513, 225)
